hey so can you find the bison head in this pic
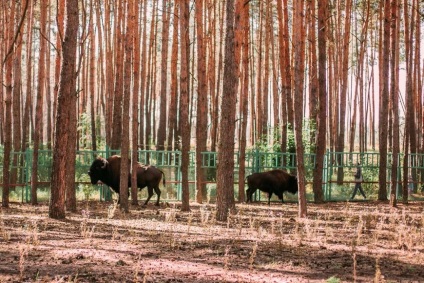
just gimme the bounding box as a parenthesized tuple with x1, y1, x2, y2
(288, 175, 299, 194)
(88, 157, 108, 184)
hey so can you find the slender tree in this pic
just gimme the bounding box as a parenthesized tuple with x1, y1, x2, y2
(312, 0, 328, 203)
(11, 1, 24, 188)
(211, 2, 225, 152)
(53, 0, 64, 133)
(293, 0, 307, 217)
(277, 0, 293, 163)
(104, 0, 113, 146)
(120, 0, 135, 212)
(308, 0, 318, 147)
(139, 0, 149, 150)
(89, 1, 97, 152)
(131, 0, 141, 205)
(336, 0, 352, 184)
(111, 0, 124, 150)
(166, 1, 179, 151)
(237, 0, 250, 203)
(389, 0, 399, 207)
(21, 0, 34, 178)
(378, 0, 391, 201)
(195, 0, 208, 203)
(179, 0, 190, 212)
(157, 0, 170, 152)
(2, 0, 15, 208)
(49, 0, 79, 219)
(216, 0, 237, 221)
(45, 4, 52, 149)
(0, 2, 4, 145)
(31, 0, 48, 205)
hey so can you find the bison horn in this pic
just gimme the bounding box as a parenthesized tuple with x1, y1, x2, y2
(101, 158, 107, 169)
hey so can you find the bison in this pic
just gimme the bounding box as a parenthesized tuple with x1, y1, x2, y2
(88, 155, 165, 206)
(246, 169, 298, 205)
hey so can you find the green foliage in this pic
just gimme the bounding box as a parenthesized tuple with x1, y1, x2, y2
(248, 122, 317, 174)
(35, 151, 53, 183)
(77, 113, 106, 150)
(326, 276, 341, 283)
(79, 183, 95, 201)
(77, 112, 91, 149)
(75, 165, 90, 183)
(253, 126, 282, 153)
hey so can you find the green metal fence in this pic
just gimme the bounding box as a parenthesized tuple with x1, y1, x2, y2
(0, 149, 423, 203)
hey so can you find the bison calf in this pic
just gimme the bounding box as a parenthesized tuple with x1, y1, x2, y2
(88, 155, 165, 206)
(246, 169, 298, 205)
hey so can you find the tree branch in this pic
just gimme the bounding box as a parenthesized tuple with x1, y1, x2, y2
(2, 0, 30, 66)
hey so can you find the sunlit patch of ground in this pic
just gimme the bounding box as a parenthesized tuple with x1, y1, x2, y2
(0, 200, 423, 282)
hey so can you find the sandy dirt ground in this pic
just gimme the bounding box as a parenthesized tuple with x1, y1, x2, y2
(0, 200, 423, 283)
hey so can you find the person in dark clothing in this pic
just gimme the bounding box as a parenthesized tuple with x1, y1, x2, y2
(351, 163, 366, 200)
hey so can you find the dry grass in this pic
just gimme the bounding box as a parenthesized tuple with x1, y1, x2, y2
(0, 201, 423, 282)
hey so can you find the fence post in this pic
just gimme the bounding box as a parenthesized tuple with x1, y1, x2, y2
(176, 150, 182, 201)
(328, 151, 333, 200)
(25, 148, 31, 203)
(323, 150, 328, 201)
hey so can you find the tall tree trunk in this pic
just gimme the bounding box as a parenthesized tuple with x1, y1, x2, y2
(195, 0, 208, 203)
(145, 1, 158, 149)
(390, 0, 399, 207)
(402, 0, 416, 202)
(262, 0, 270, 138)
(277, 0, 293, 163)
(312, 0, 328, 204)
(216, 0, 237, 222)
(65, 75, 78, 212)
(238, 0, 250, 203)
(336, 0, 352, 184)
(31, 0, 48, 205)
(167, 1, 179, 151)
(378, 0, 391, 201)
(53, 0, 64, 136)
(104, 0, 113, 147)
(21, 0, 34, 180)
(293, 0, 307, 218)
(255, 2, 263, 138)
(49, 0, 79, 219)
(179, 0, 191, 212)
(206, 2, 216, 151)
(0, 2, 4, 145)
(308, 0, 318, 151)
(157, 0, 170, 151)
(89, 1, 97, 152)
(131, 0, 141, 205)
(111, 0, 124, 150)
(45, 4, 52, 150)
(211, 2, 225, 152)
(120, 0, 135, 213)
(139, 1, 148, 150)
(11, 1, 24, 189)
(2, 0, 15, 208)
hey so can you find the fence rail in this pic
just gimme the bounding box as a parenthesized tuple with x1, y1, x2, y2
(1, 149, 423, 202)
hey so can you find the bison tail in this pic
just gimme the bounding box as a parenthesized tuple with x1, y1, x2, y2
(161, 170, 166, 186)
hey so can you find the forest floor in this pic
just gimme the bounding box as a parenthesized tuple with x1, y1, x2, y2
(0, 199, 424, 283)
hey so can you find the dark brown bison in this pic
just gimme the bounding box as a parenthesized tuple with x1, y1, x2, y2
(246, 169, 298, 205)
(88, 155, 165, 206)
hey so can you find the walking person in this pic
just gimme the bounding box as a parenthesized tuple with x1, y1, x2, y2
(351, 162, 366, 200)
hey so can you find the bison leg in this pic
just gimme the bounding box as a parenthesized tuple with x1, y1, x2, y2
(153, 186, 161, 206)
(143, 186, 154, 205)
(246, 188, 255, 203)
(267, 192, 273, 205)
